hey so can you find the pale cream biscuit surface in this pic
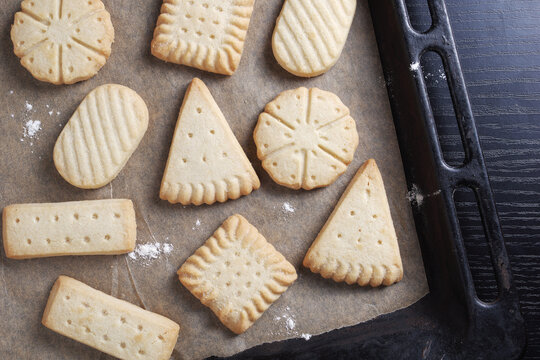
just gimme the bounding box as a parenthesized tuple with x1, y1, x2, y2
(11, 0, 114, 84)
(254, 87, 358, 190)
(2, 199, 136, 259)
(178, 214, 297, 334)
(54, 84, 149, 189)
(272, 0, 356, 77)
(303, 159, 403, 286)
(160, 78, 260, 205)
(151, 0, 254, 75)
(42, 276, 180, 360)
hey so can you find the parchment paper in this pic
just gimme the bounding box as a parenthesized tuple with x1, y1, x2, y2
(0, 1, 428, 359)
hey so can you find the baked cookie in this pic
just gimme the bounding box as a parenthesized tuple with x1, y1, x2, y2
(178, 214, 297, 334)
(11, 0, 114, 85)
(160, 78, 260, 205)
(3, 199, 136, 259)
(54, 84, 149, 189)
(272, 0, 356, 77)
(151, 0, 255, 75)
(303, 159, 403, 286)
(254, 87, 358, 190)
(42, 276, 180, 360)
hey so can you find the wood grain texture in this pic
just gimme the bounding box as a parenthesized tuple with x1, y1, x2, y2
(406, 0, 540, 358)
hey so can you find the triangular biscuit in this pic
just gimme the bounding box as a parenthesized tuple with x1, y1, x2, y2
(160, 78, 260, 205)
(303, 159, 403, 286)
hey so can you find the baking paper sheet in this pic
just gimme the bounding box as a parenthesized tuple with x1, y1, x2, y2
(0, 0, 428, 358)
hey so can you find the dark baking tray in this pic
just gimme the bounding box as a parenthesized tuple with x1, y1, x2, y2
(220, 0, 526, 359)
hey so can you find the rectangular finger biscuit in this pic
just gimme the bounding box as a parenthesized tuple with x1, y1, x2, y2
(42, 276, 180, 360)
(2, 199, 136, 259)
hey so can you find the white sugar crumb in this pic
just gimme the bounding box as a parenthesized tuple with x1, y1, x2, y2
(48, 111, 53, 116)
(25, 101, 33, 111)
(301, 333, 312, 340)
(23, 120, 41, 139)
(282, 202, 295, 213)
(286, 317, 295, 330)
(8, 90, 13, 95)
(128, 242, 173, 264)
(192, 219, 201, 230)
(410, 62, 420, 71)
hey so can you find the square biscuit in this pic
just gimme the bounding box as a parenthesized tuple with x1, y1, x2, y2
(42, 276, 180, 360)
(178, 214, 297, 334)
(151, 0, 255, 75)
(3, 199, 136, 259)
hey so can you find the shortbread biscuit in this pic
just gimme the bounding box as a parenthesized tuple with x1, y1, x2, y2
(11, 0, 114, 85)
(42, 276, 179, 360)
(160, 78, 260, 205)
(54, 84, 149, 189)
(303, 159, 403, 286)
(254, 87, 358, 190)
(272, 0, 356, 77)
(178, 214, 297, 334)
(2, 199, 136, 259)
(151, 0, 254, 75)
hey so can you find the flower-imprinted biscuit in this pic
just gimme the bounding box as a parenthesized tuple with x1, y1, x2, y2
(11, 0, 114, 85)
(254, 87, 359, 190)
(151, 0, 255, 75)
(303, 159, 404, 286)
(178, 214, 297, 334)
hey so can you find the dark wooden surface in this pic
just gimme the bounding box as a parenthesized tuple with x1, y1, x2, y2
(406, 0, 540, 358)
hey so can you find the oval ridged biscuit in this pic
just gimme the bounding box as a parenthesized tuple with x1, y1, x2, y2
(272, 0, 356, 77)
(54, 84, 149, 189)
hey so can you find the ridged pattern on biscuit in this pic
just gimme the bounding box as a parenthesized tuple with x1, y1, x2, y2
(151, 0, 254, 75)
(11, 0, 114, 85)
(161, 173, 257, 205)
(253, 87, 358, 190)
(160, 78, 259, 205)
(54, 84, 149, 189)
(303, 159, 403, 287)
(178, 214, 297, 334)
(272, 0, 356, 77)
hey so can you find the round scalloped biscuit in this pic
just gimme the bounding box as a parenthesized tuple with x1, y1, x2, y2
(11, 0, 114, 85)
(254, 87, 359, 190)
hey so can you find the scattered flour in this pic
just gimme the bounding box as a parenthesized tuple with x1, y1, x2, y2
(407, 184, 441, 206)
(128, 242, 173, 264)
(410, 62, 420, 71)
(286, 317, 296, 331)
(23, 120, 41, 139)
(275, 306, 298, 334)
(282, 202, 295, 213)
(25, 101, 33, 112)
